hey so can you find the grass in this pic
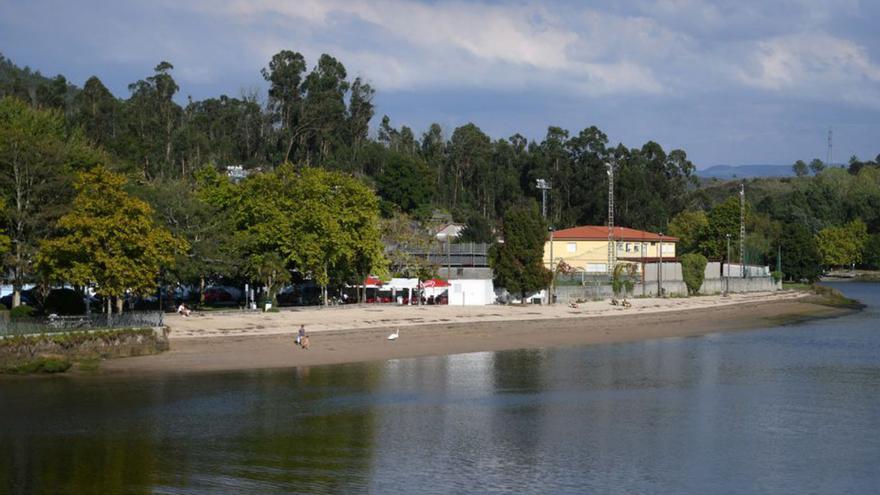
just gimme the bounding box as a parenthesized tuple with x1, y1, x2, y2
(2, 356, 72, 374)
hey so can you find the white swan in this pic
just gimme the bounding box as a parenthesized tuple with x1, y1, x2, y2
(387, 328, 399, 340)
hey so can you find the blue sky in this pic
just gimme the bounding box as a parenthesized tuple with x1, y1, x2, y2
(2, 0, 879, 167)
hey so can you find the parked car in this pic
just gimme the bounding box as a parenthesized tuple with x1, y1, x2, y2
(204, 286, 242, 306)
(0, 289, 37, 310)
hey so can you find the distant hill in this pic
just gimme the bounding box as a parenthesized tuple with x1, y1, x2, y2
(695, 164, 795, 179)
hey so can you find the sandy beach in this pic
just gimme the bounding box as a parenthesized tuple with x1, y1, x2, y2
(99, 291, 849, 375)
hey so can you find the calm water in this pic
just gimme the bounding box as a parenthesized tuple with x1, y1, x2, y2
(2, 283, 879, 494)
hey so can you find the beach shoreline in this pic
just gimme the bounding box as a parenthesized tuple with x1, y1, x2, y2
(94, 291, 853, 376)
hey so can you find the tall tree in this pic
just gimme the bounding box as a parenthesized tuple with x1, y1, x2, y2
(780, 223, 822, 282)
(0, 97, 105, 307)
(37, 166, 185, 314)
(489, 202, 551, 301)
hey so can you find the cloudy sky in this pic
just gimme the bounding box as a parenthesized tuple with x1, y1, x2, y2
(2, 0, 879, 167)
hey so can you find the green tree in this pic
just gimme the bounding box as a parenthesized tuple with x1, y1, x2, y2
(0, 197, 10, 256)
(457, 215, 494, 244)
(375, 151, 434, 214)
(680, 253, 708, 295)
(699, 196, 749, 259)
(667, 210, 708, 255)
(863, 233, 880, 269)
(37, 166, 186, 314)
(780, 223, 822, 282)
(809, 158, 825, 175)
(489, 203, 551, 302)
(0, 96, 105, 308)
(792, 160, 808, 177)
(815, 219, 868, 268)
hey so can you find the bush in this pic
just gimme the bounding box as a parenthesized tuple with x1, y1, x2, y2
(9, 305, 35, 319)
(771, 271, 783, 283)
(6, 357, 72, 374)
(681, 253, 708, 295)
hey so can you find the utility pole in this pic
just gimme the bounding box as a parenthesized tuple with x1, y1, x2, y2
(606, 162, 615, 277)
(725, 234, 731, 296)
(739, 183, 746, 278)
(658, 233, 663, 297)
(548, 227, 555, 305)
(536, 179, 551, 220)
(826, 127, 833, 167)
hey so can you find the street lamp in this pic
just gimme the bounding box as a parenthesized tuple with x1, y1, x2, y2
(658, 232, 663, 297)
(548, 226, 555, 305)
(536, 179, 551, 219)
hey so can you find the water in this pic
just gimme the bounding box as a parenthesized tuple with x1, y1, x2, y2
(2, 283, 879, 494)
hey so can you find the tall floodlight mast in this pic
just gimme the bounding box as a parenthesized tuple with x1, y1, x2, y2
(739, 183, 746, 278)
(536, 179, 551, 220)
(606, 162, 615, 276)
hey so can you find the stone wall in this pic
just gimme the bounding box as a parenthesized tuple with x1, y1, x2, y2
(0, 327, 169, 369)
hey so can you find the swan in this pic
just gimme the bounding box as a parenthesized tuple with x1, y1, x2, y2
(387, 328, 399, 340)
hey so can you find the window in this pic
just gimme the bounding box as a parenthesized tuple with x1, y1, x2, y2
(626, 243, 631, 252)
(634, 244, 640, 252)
(567, 242, 576, 253)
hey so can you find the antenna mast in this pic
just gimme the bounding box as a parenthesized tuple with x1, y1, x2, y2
(606, 161, 615, 276)
(826, 127, 833, 167)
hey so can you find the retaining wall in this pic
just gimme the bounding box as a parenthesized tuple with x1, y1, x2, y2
(0, 327, 169, 369)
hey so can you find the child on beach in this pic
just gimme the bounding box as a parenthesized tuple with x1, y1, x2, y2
(177, 303, 191, 317)
(301, 334, 310, 350)
(296, 325, 306, 347)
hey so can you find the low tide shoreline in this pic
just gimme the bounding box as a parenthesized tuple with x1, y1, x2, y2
(97, 292, 852, 376)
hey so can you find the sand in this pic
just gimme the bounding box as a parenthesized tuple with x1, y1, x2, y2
(98, 291, 849, 375)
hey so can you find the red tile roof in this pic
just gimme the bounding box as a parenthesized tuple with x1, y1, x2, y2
(552, 225, 678, 242)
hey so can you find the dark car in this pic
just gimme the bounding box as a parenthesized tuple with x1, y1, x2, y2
(0, 289, 37, 310)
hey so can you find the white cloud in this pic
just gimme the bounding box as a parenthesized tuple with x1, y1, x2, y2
(737, 33, 880, 105)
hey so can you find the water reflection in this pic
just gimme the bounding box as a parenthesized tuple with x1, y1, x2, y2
(1, 283, 879, 494)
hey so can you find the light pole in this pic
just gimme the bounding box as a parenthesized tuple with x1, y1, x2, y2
(725, 233, 731, 296)
(658, 232, 663, 297)
(548, 226, 555, 305)
(536, 179, 551, 220)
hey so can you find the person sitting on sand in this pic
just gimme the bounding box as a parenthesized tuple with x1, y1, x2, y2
(296, 325, 306, 347)
(301, 334, 310, 350)
(177, 303, 191, 317)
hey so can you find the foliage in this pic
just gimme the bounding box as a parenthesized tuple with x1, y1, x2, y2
(792, 160, 808, 177)
(699, 196, 749, 259)
(376, 151, 434, 214)
(780, 223, 822, 283)
(667, 210, 708, 255)
(0, 197, 9, 256)
(611, 262, 637, 299)
(3, 356, 71, 374)
(9, 305, 35, 319)
(457, 215, 494, 244)
(864, 233, 880, 269)
(680, 253, 708, 295)
(815, 219, 868, 268)
(36, 166, 186, 304)
(0, 96, 106, 307)
(489, 202, 552, 300)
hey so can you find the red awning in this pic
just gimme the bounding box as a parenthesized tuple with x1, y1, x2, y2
(421, 278, 449, 288)
(363, 276, 384, 287)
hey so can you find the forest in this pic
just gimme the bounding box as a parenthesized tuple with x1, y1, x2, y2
(1, 50, 879, 311)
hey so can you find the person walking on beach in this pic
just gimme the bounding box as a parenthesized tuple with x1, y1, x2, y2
(301, 334, 310, 350)
(296, 325, 306, 347)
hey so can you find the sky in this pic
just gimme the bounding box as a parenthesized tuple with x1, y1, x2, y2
(1, 0, 879, 167)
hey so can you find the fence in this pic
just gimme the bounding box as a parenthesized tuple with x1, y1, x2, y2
(0, 311, 164, 337)
(395, 242, 490, 267)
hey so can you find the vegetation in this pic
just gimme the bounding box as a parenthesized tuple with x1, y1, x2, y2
(680, 253, 708, 295)
(1, 49, 879, 306)
(489, 203, 552, 301)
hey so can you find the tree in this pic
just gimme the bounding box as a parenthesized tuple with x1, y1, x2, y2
(37, 166, 186, 314)
(680, 253, 708, 295)
(780, 223, 822, 283)
(667, 210, 708, 255)
(809, 158, 825, 175)
(0, 197, 10, 257)
(375, 151, 434, 214)
(457, 215, 494, 244)
(699, 196, 749, 259)
(0, 97, 106, 308)
(489, 203, 551, 302)
(815, 219, 868, 268)
(864, 233, 880, 269)
(792, 160, 808, 177)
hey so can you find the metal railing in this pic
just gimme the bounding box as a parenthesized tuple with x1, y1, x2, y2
(0, 311, 164, 337)
(393, 242, 490, 267)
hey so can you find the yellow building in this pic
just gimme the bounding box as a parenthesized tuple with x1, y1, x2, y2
(543, 225, 677, 274)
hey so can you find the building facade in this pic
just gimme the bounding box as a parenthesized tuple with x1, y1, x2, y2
(543, 225, 677, 273)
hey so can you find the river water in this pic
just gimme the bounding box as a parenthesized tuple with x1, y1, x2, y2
(1, 283, 879, 494)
